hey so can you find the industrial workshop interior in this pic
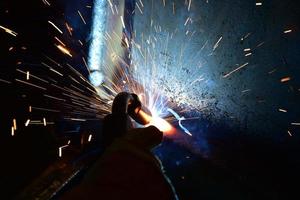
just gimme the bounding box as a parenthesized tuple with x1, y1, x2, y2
(0, 0, 299, 199)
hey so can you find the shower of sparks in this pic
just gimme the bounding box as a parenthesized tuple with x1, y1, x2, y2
(48, 21, 63, 34)
(0, 25, 18, 37)
(2, 0, 299, 156)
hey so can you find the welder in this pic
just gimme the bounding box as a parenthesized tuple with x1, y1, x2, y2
(62, 92, 178, 200)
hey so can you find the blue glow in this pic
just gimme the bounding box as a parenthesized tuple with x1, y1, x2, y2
(167, 108, 192, 136)
(88, 0, 108, 86)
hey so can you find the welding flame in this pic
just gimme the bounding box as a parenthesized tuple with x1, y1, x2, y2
(137, 109, 175, 136)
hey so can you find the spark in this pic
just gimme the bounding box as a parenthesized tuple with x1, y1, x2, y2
(213, 36, 223, 51)
(49, 67, 64, 76)
(13, 119, 17, 131)
(0, 25, 18, 37)
(78, 40, 83, 46)
(65, 22, 73, 36)
(88, 134, 93, 142)
(25, 119, 30, 127)
(256, 41, 265, 48)
(11, 127, 15, 136)
(223, 62, 249, 78)
(26, 71, 30, 80)
(78, 10, 87, 25)
(31, 106, 60, 113)
(173, 2, 175, 14)
(136, 2, 143, 14)
(268, 68, 277, 74)
(0, 78, 11, 84)
(15, 79, 47, 90)
(42, 0, 51, 6)
(82, 57, 90, 72)
(17, 68, 49, 83)
(245, 53, 252, 57)
(43, 118, 47, 126)
(188, 0, 192, 11)
(54, 36, 66, 46)
(278, 109, 287, 113)
(29, 106, 32, 113)
(114, 5, 119, 14)
(291, 123, 300, 126)
(184, 17, 191, 26)
(241, 32, 251, 41)
(244, 48, 251, 52)
(67, 118, 87, 122)
(280, 77, 291, 83)
(120, 16, 126, 29)
(48, 21, 63, 34)
(167, 108, 192, 136)
(284, 29, 292, 34)
(58, 145, 69, 157)
(139, 0, 144, 7)
(242, 89, 251, 93)
(55, 44, 72, 57)
(288, 130, 292, 137)
(256, 2, 262, 6)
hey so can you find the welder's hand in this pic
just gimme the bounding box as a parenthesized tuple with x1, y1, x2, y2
(125, 126, 163, 150)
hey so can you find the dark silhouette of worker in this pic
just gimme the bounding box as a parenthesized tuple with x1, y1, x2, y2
(62, 92, 178, 200)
